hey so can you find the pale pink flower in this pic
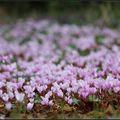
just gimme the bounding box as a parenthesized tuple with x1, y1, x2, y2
(5, 102, 12, 111)
(8, 92, 14, 99)
(57, 90, 64, 98)
(114, 87, 120, 93)
(27, 102, 34, 111)
(15, 91, 25, 102)
(49, 100, 53, 106)
(2, 93, 9, 102)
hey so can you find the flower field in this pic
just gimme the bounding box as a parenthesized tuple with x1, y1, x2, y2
(0, 19, 120, 119)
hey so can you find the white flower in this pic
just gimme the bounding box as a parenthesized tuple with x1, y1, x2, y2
(114, 87, 120, 93)
(41, 96, 49, 105)
(2, 93, 9, 102)
(27, 102, 34, 111)
(29, 98, 34, 103)
(15, 91, 25, 102)
(49, 100, 53, 106)
(5, 102, 12, 111)
(45, 91, 52, 98)
(8, 92, 14, 99)
(57, 90, 63, 98)
(0, 90, 3, 96)
(0, 115, 5, 119)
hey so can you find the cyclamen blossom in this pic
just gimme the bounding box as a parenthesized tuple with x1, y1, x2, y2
(29, 98, 34, 103)
(41, 96, 53, 106)
(0, 19, 120, 111)
(68, 98, 72, 105)
(65, 96, 72, 104)
(8, 92, 14, 99)
(0, 90, 3, 96)
(5, 102, 12, 111)
(81, 92, 89, 98)
(41, 96, 49, 105)
(2, 93, 9, 102)
(15, 91, 25, 102)
(27, 102, 34, 111)
(45, 91, 53, 98)
(57, 89, 64, 98)
(113, 87, 120, 93)
(48, 100, 54, 106)
(88, 87, 97, 94)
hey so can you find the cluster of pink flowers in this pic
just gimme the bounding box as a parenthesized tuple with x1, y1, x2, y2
(0, 19, 120, 111)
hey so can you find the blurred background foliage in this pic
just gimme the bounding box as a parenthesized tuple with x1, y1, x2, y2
(0, 1, 120, 28)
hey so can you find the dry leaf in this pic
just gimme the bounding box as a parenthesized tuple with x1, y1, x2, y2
(100, 101, 109, 110)
(0, 104, 4, 108)
(63, 105, 73, 112)
(105, 105, 113, 117)
(116, 37, 120, 45)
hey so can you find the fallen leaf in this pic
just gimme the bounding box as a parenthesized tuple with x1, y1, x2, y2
(63, 105, 73, 112)
(105, 105, 113, 117)
(100, 101, 109, 110)
(0, 104, 4, 108)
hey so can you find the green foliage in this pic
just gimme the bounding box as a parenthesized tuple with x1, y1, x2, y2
(59, 101, 65, 111)
(10, 103, 26, 118)
(78, 49, 90, 56)
(19, 103, 26, 113)
(88, 95, 96, 102)
(72, 98, 79, 105)
(19, 37, 31, 45)
(95, 35, 104, 45)
(34, 94, 42, 104)
(0, 1, 120, 27)
(97, 67, 102, 72)
(55, 51, 65, 65)
(88, 95, 100, 102)
(69, 44, 76, 50)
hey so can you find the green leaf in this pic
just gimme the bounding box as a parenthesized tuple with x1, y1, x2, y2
(88, 95, 95, 102)
(88, 95, 100, 102)
(19, 103, 26, 113)
(97, 67, 102, 72)
(34, 94, 41, 103)
(69, 44, 76, 49)
(38, 39, 43, 44)
(19, 37, 31, 45)
(78, 49, 90, 56)
(55, 51, 65, 65)
(95, 35, 104, 45)
(72, 98, 79, 105)
(59, 101, 65, 111)
(63, 105, 73, 112)
(40, 31, 47, 35)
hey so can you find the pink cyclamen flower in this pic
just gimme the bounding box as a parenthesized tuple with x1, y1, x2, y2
(2, 93, 9, 102)
(45, 91, 52, 98)
(41, 97, 49, 105)
(68, 98, 72, 105)
(57, 89, 64, 98)
(5, 102, 12, 111)
(114, 87, 120, 93)
(48, 100, 53, 106)
(0, 90, 3, 96)
(27, 102, 34, 111)
(15, 91, 25, 102)
(8, 92, 14, 99)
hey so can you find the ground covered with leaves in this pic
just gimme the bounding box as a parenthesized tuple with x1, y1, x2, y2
(0, 19, 120, 119)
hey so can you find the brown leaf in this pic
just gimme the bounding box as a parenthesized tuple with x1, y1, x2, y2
(116, 37, 120, 45)
(21, 113, 28, 119)
(100, 101, 109, 110)
(105, 105, 113, 117)
(34, 103, 41, 113)
(0, 104, 4, 108)
(63, 105, 73, 112)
